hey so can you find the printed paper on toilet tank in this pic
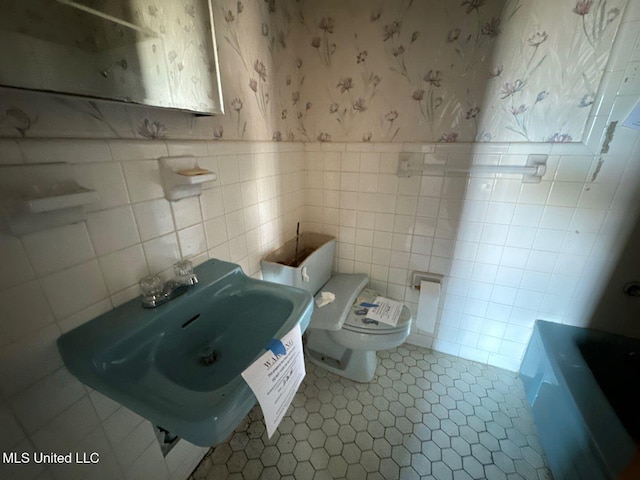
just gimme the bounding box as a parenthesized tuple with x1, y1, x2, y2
(241, 323, 305, 438)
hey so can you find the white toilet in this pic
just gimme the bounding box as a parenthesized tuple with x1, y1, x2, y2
(261, 233, 412, 383)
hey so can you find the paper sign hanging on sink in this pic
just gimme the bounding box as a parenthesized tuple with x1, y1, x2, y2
(623, 100, 640, 130)
(241, 323, 306, 438)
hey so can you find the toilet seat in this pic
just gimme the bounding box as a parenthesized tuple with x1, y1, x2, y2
(342, 288, 411, 335)
(309, 274, 369, 331)
(342, 307, 411, 335)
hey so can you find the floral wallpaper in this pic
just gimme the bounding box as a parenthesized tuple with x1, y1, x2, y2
(285, 0, 626, 143)
(0, 0, 627, 143)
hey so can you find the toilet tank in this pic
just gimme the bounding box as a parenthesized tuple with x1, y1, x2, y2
(261, 233, 335, 295)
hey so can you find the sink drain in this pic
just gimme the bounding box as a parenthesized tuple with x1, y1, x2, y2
(200, 348, 220, 366)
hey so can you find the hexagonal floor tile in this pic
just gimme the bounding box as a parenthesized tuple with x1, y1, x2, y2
(188, 345, 550, 480)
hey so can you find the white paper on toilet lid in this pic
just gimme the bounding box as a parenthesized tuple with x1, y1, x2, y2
(241, 324, 306, 438)
(365, 296, 403, 326)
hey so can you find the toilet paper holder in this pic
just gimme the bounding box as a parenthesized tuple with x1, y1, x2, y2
(412, 271, 443, 290)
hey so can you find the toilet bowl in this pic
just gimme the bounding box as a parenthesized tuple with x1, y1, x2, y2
(306, 286, 412, 382)
(261, 234, 412, 383)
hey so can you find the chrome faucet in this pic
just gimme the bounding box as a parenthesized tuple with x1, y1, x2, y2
(140, 260, 198, 308)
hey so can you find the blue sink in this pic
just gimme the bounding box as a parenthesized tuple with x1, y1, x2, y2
(57, 259, 313, 447)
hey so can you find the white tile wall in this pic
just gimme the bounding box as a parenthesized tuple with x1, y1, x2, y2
(0, 139, 305, 479)
(0, 281, 54, 348)
(22, 224, 96, 276)
(40, 260, 109, 320)
(9, 368, 86, 434)
(302, 38, 640, 370)
(132, 199, 174, 242)
(73, 162, 130, 212)
(99, 245, 149, 295)
(0, 234, 35, 290)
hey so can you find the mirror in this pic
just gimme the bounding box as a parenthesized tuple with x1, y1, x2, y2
(0, 0, 224, 115)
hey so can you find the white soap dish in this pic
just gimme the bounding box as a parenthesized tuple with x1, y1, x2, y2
(159, 156, 217, 201)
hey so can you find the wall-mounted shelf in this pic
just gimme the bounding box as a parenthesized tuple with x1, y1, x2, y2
(19, 184, 100, 213)
(159, 156, 217, 201)
(0, 163, 99, 236)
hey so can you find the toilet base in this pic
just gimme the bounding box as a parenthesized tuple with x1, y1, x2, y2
(305, 329, 378, 383)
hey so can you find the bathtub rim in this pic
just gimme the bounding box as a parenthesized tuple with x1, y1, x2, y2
(524, 320, 636, 478)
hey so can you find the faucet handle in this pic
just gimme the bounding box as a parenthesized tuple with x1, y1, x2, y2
(140, 274, 163, 298)
(173, 260, 198, 286)
(174, 260, 194, 277)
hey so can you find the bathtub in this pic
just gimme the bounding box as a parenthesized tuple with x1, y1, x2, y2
(520, 320, 638, 480)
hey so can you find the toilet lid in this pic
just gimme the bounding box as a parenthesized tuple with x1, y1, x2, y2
(342, 288, 412, 334)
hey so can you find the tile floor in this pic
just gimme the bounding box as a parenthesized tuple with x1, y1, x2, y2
(189, 344, 552, 480)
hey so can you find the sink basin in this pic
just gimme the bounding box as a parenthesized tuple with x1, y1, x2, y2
(57, 259, 313, 447)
